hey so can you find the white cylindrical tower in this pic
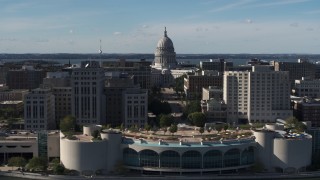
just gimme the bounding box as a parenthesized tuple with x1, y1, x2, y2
(253, 130, 276, 171)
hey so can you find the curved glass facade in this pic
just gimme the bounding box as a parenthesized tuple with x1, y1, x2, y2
(182, 150, 202, 169)
(241, 146, 255, 165)
(203, 150, 223, 168)
(123, 147, 254, 171)
(123, 148, 139, 166)
(160, 150, 180, 168)
(224, 148, 240, 167)
(140, 149, 159, 167)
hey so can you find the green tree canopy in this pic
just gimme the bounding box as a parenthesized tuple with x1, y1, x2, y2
(27, 157, 47, 171)
(148, 99, 172, 115)
(215, 124, 223, 133)
(188, 112, 206, 127)
(60, 115, 76, 133)
(285, 117, 299, 129)
(174, 74, 187, 95)
(199, 127, 205, 135)
(8, 157, 27, 168)
(159, 114, 174, 128)
(169, 124, 178, 135)
(184, 100, 201, 116)
(145, 124, 152, 134)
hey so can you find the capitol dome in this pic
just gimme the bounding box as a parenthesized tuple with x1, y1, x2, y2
(153, 27, 177, 69)
(157, 32, 174, 50)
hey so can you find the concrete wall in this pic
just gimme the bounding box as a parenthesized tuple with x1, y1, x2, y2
(60, 135, 108, 174)
(273, 138, 312, 172)
(47, 134, 60, 158)
(253, 130, 275, 171)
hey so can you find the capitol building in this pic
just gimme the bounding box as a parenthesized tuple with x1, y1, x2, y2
(151, 28, 194, 87)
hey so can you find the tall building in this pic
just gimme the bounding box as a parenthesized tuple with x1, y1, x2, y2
(24, 88, 55, 130)
(224, 66, 292, 124)
(6, 65, 46, 90)
(200, 59, 233, 72)
(272, 59, 316, 86)
(104, 73, 136, 127)
(71, 61, 106, 125)
(42, 72, 72, 123)
(123, 88, 148, 128)
(102, 59, 151, 89)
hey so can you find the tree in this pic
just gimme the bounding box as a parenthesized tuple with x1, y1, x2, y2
(187, 112, 206, 127)
(174, 74, 187, 95)
(163, 128, 167, 135)
(53, 164, 65, 175)
(223, 123, 229, 132)
(215, 124, 223, 133)
(50, 158, 65, 175)
(159, 114, 174, 128)
(148, 99, 172, 115)
(27, 157, 47, 171)
(199, 127, 205, 135)
(184, 101, 201, 116)
(60, 115, 76, 132)
(145, 124, 152, 134)
(8, 157, 27, 169)
(285, 117, 299, 129)
(169, 124, 178, 136)
(296, 122, 307, 132)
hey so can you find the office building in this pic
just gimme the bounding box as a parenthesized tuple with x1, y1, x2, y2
(184, 73, 223, 99)
(24, 88, 55, 130)
(6, 65, 46, 90)
(104, 72, 136, 127)
(294, 78, 320, 98)
(42, 72, 72, 123)
(201, 98, 227, 122)
(200, 59, 233, 72)
(293, 98, 320, 127)
(0, 88, 28, 102)
(102, 59, 151, 90)
(272, 59, 316, 86)
(224, 66, 292, 124)
(123, 88, 148, 128)
(71, 61, 106, 125)
(202, 86, 223, 101)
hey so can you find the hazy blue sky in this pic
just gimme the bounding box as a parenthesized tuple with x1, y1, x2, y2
(0, 0, 319, 54)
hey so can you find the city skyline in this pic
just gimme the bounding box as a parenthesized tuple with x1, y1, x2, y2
(0, 0, 319, 54)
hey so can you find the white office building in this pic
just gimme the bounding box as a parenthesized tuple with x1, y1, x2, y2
(223, 66, 292, 124)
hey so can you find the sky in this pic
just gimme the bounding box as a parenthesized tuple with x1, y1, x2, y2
(0, 0, 319, 54)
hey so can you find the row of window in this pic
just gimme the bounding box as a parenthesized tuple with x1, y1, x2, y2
(123, 147, 254, 169)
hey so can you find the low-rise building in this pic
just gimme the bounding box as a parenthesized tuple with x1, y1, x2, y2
(184, 73, 223, 99)
(294, 78, 320, 98)
(293, 98, 320, 127)
(201, 98, 227, 123)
